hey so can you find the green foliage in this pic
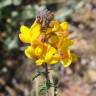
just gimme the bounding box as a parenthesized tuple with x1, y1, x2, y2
(32, 71, 45, 81)
(32, 70, 58, 95)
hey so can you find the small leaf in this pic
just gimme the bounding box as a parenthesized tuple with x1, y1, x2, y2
(32, 71, 45, 81)
(39, 80, 50, 94)
(32, 72, 41, 81)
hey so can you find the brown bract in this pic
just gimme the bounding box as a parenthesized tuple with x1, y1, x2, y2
(36, 10, 54, 31)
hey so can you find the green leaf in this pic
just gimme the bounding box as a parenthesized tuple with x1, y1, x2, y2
(32, 71, 45, 81)
(32, 72, 41, 81)
(39, 80, 51, 94)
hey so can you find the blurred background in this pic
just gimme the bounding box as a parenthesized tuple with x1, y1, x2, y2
(0, 0, 96, 96)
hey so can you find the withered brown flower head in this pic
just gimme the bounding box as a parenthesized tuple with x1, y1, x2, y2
(36, 9, 54, 30)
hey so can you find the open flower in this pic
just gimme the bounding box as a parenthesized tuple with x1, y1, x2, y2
(19, 21, 40, 43)
(52, 20, 69, 37)
(25, 42, 59, 66)
(57, 37, 73, 51)
(19, 10, 76, 67)
(60, 50, 72, 67)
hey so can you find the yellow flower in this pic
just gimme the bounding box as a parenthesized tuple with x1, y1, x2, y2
(60, 21, 68, 31)
(19, 17, 76, 68)
(25, 46, 35, 60)
(57, 37, 73, 51)
(44, 45, 56, 62)
(60, 50, 72, 67)
(25, 42, 44, 59)
(19, 21, 40, 43)
(36, 44, 59, 66)
(24, 42, 59, 66)
(53, 20, 68, 31)
(60, 50, 77, 67)
(44, 20, 69, 48)
(56, 37, 74, 67)
(36, 59, 44, 66)
(52, 20, 68, 37)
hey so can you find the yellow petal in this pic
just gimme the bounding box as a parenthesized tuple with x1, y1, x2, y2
(60, 21, 68, 31)
(19, 33, 32, 43)
(58, 38, 73, 51)
(30, 21, 40, 42)
(20, 25, 30, 34)
(49, 59, 58, 64)
(52, 20, 60, 31)
(36, 59, 44, 66)
(45, 47, 56, 62)
(61, 60, 71, 68)
(63, 38, 73, 49)
(35, 45, 43, 56)
(45, 51, 53, 62)
(49, 53, 59, 64)
(61, 50, 72, 68)
(25, 46, 34, 59)
(19, 21, 40, 43)
(19, 25, 32, 43)
(52, 54, 60, 60)
(30, 21, 38, 30)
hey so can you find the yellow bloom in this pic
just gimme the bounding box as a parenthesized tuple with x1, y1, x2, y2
(57, 37, 73, 51)
(24, 42, 59, 66)
(52, 20, 60, 31)
(25, 42, 44, 60)
(36, 44, 59, 65)
(35, 45, 43, 57)
(19, 13, 76, 68)
(52, 20, 68, 37)
(60, 50, 72, 67)
(60, 50, 77, 67)
(25, 46, 35, 60)
(57, 37, 74, 67)
(36, 59, 44, 66)
(48, 53, 59, 64)
(60, 21, 68, 31)
(53, 20, 68, 31)
(44, 45, 56, 62)
(19, 21, 40, 43)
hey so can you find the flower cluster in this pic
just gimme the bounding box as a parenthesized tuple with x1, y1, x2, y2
(19, 10, 76, 67)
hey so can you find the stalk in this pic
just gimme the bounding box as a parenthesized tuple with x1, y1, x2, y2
(44, 63, 57, 96)
(44, 63, 50, 89)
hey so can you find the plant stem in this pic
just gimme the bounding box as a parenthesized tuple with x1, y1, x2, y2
(44, 63, 58, 96)
(44, 63, 50, 88)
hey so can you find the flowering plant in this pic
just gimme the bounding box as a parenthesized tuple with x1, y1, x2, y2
(19, 10, 76, 95)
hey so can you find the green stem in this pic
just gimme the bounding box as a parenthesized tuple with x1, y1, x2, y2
(44, 63, 58, 96)
(44, 63, 50, 89)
